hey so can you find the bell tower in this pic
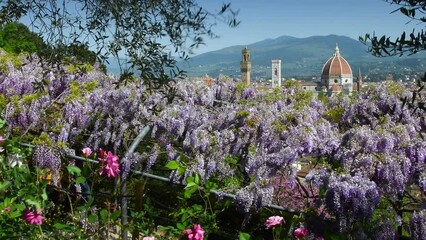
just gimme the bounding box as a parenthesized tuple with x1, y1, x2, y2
(240, 47, 251, 85)
(357, 68, 363, 92)
(272, 59, 282, 88)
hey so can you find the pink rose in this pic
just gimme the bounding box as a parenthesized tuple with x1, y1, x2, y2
(294, 227, 308, 238)
(265, 215, 285, 229)
(184, 224, 204, 240)
(4, 206, 10, 213)
(22, 209, 45, 225)
(142, 237, 155, 240)
(81, 147, 93, 157)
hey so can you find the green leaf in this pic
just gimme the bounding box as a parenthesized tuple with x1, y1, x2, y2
(111, 210, 120, 220)
(10, 210, 22, 218)
(100, 209, 108, 222)
(82, 162, 91, 176)
(54, 223, 72, 231)
(177, 166, 186, 176)
(88, 214, 98, 223)
(239, 232, 251, 240)
(165, 160, 179, 170)
(67, 165, 81, 176)
(204, 180, 217, 191)
(0, 180, 11, 192)
(176, 222, 185, 230)
(0, 119, 6, 128)
(41, 189, 48, 201)
(25, 199, 40, 210)
(85, 197, 94, 209)
(181, 212, 189, 223)
(184, 186, 197, 199)
(75, 176, 86, 184)
(400, 7, 409, 17)
(186, 176, 194, 184)
(194, 173, 200, 185)
(184, 182, 197, 189)
(11, 203, 25, 211)
(13, 168, 20, 188)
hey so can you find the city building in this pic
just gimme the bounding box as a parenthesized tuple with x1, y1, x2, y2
(238, 44, 363, 96)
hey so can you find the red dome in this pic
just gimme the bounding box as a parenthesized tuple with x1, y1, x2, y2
(321, 45, 352, 77)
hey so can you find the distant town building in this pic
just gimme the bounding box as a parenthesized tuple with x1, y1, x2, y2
(300, 81, 319, 92)
(386, 74, 394, 81)
(240, 47, 252, 85)
(272, 59, 282, 88)
(320, 44, 353, 95)
(202, 74, 215, 86)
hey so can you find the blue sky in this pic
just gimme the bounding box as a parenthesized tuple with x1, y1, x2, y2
(193, 0, 420, 55)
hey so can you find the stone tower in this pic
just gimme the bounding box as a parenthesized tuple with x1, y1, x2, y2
(357, 68, 363, 92)
(272, 59, 282, 88)
(240, 47, 251, 85)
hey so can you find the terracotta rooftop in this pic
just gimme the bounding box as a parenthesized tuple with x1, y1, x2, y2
(299, 81, 320, 86)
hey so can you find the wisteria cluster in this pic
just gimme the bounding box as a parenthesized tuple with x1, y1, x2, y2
(410, 210, 426, 240)
(152, 79, 345, 212)
(324, 174, 380, 232)
(0, 50, 425, 238)
(234, 184, 274, 212)
(32, 145, 62, 186)
(372, 218, 397, 240)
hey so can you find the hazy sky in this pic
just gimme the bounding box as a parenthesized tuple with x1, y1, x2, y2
(193, 0, 420, 55)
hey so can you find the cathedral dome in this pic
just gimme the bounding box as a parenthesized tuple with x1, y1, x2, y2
(321, 44, 352, 78)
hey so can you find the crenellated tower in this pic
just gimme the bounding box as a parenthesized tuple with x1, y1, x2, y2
(240, 47, 252, 85)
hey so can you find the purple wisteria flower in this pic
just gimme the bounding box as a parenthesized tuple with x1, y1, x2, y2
(325, 174, 380, 232)
(410, 210, 426, 240)
(32, 145, 61, 170)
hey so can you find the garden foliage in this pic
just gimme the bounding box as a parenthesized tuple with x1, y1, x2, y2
(0, 50, 425, 239)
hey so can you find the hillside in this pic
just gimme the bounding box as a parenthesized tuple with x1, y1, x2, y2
(178, 34, 426, 80)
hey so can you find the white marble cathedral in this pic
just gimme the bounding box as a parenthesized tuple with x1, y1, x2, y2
(320, 44, 353, 95)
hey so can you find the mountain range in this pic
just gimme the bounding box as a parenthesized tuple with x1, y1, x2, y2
(178, 34, 426, 81)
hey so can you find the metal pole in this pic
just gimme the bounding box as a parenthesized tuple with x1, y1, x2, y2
(120, 125, 151, 240)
